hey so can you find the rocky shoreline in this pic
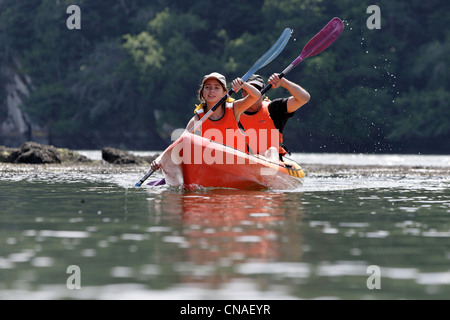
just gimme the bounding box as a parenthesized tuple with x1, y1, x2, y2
(0, 141, 158, 166)
(1, 142, 449, 177)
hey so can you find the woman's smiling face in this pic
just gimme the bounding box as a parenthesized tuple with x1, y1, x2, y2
(202, 79, 226, 105)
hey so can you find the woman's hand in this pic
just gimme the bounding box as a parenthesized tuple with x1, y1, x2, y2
(150, 160, 161, 171)
(231, 78, 244, 93)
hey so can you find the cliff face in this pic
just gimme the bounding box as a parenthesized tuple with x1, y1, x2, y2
(0, 62, 49, 148)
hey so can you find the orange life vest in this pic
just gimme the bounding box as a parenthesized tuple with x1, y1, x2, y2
(239, 100, 286, 156)
(194, 102, 249, 154)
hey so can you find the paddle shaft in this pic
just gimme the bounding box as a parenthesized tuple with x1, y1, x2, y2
(260, 17, 344, 95)
(135, 169, 154, 186)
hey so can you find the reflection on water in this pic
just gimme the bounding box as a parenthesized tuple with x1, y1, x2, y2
(0, 159, 449, 300)
(149, 189, 304, 287)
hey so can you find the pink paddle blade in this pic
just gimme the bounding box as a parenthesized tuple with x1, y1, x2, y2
(261, 17, 344, 95)
(293, 17, 344, 66)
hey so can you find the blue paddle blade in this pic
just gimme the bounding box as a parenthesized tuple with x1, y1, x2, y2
(242, 28, 292, 81)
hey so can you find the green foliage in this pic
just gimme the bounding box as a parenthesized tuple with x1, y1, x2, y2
(123, 32, 165, 72)
(0, 0, 449, 152)
(389, 88, 450, 139)
(25, 82, 77, 134)
(388, 29, 450, 142)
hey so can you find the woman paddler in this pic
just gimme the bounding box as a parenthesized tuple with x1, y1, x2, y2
(150, 72, 261, 171)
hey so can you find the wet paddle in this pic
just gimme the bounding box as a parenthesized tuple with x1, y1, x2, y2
(134, 28, 293, 187)
(147, 178, 166, 186)
(261, 17, 344, 95)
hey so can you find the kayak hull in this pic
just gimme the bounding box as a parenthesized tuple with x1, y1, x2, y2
(160, 133, 305, 190)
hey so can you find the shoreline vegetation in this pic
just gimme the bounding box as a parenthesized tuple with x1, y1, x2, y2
(1, 2, 449, 155)
(1, 142, 449, 177)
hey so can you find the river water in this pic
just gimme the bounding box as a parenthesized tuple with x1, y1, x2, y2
(0, 152, 449, 301)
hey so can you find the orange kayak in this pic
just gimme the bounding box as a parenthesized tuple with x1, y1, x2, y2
(159, 132, 305, 190)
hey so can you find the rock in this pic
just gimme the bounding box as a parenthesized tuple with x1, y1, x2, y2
(0, 64, 34, 147)
(102, 147, 152, 165)
(0, 142, 93, 164)
(13, 141, 61, 164)
(1, 142, 156, 165)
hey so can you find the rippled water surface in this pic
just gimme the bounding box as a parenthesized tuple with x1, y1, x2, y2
(0, 153, 449, 300)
